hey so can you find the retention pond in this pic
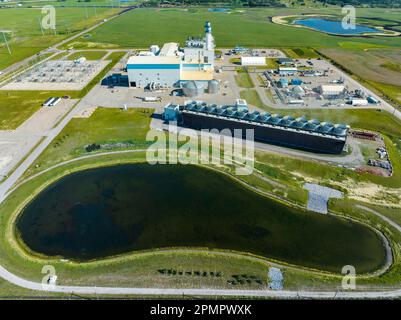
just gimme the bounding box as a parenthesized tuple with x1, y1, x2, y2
(294, 18, 378, 35)
(16, 164, 386, 273)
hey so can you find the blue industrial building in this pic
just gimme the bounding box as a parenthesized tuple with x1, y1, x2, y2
(126, 22, 215, 88)
(291, 78, 302, 85)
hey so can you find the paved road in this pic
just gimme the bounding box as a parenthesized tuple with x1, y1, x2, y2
(356, 204, 401, 234)
(328, 61, 401, 119)
(2, 262, 401, 298)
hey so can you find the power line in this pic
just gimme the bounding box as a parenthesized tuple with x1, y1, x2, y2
(38, 17, 44, 36)
(2, 32, 11, 55)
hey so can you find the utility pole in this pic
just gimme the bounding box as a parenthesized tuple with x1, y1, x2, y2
(85, 6, 89, 19)
(2, 32, 11, 55)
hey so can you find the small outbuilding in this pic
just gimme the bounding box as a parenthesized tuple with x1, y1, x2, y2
(278, 67, 298, 75)
(278, 77, 289, 88)
(241, 56, 266, 66)
(291, 78, 302, 85)
(277, 57, 294, 65)
(319, 84, 345, 98)
(163, 103, 180, 121)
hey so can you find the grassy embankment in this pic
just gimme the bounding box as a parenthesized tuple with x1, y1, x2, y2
(0, 151, 376, 291)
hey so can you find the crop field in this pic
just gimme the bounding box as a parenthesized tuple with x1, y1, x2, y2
(282, 47, 319, 59)
(0, 7, 120, 70)
(69, 8, 401, 50)
(320, 48, 401, 87)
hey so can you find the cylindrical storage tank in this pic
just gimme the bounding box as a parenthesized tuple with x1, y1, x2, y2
(182, 81, 199, 97)
(207, 80, 219, 94)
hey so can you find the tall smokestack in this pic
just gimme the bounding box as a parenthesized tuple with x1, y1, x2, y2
(205, 21, 214, 50)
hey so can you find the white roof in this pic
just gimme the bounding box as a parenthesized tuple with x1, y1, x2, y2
(241, 56, 266, 66)
(138, 51, 155, 56)
(159, 42, 179, 56)
(127, 55, 181, 65)
(320, 84, 345, 93)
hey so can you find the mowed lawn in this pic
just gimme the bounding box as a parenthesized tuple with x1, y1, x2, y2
(0, 91, 72, 130)
(0, 7, 120, 70)
(30, 107, 153, 170)
(76, 8, 401, 49)
(67, 50, 107, 60)
(235, 72, 254, 88)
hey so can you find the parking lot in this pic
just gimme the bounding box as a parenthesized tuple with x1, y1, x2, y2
(263, 58, 383, 109)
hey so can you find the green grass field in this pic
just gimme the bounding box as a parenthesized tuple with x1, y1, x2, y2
(0, 7, 120, 70)
(235, 72, 254, 88)
(69, 8, 401, 49)
(283, 47, 319, 59)
(27, 107, 153, 174)
(66, 50, 107, 60)
(9, 0, 136, 6)
(0, 90, 76, 130)
(240, 89, 265, 109)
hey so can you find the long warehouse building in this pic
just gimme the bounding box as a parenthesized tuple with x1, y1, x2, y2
(165, 101, 349, 154)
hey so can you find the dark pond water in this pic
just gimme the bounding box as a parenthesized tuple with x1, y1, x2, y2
(294, 18, 378, 35)
(16, 164, 385, 273)
(208, 8, 230, 12)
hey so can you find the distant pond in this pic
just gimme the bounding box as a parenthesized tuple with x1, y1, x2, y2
(208, 8, 230, 12)
(16, 164, 386, 273)
(294, 18, 378, 35)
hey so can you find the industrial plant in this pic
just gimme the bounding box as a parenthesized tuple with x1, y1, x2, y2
(163, 100, 349, 154)
(126, 21, 218, 96)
